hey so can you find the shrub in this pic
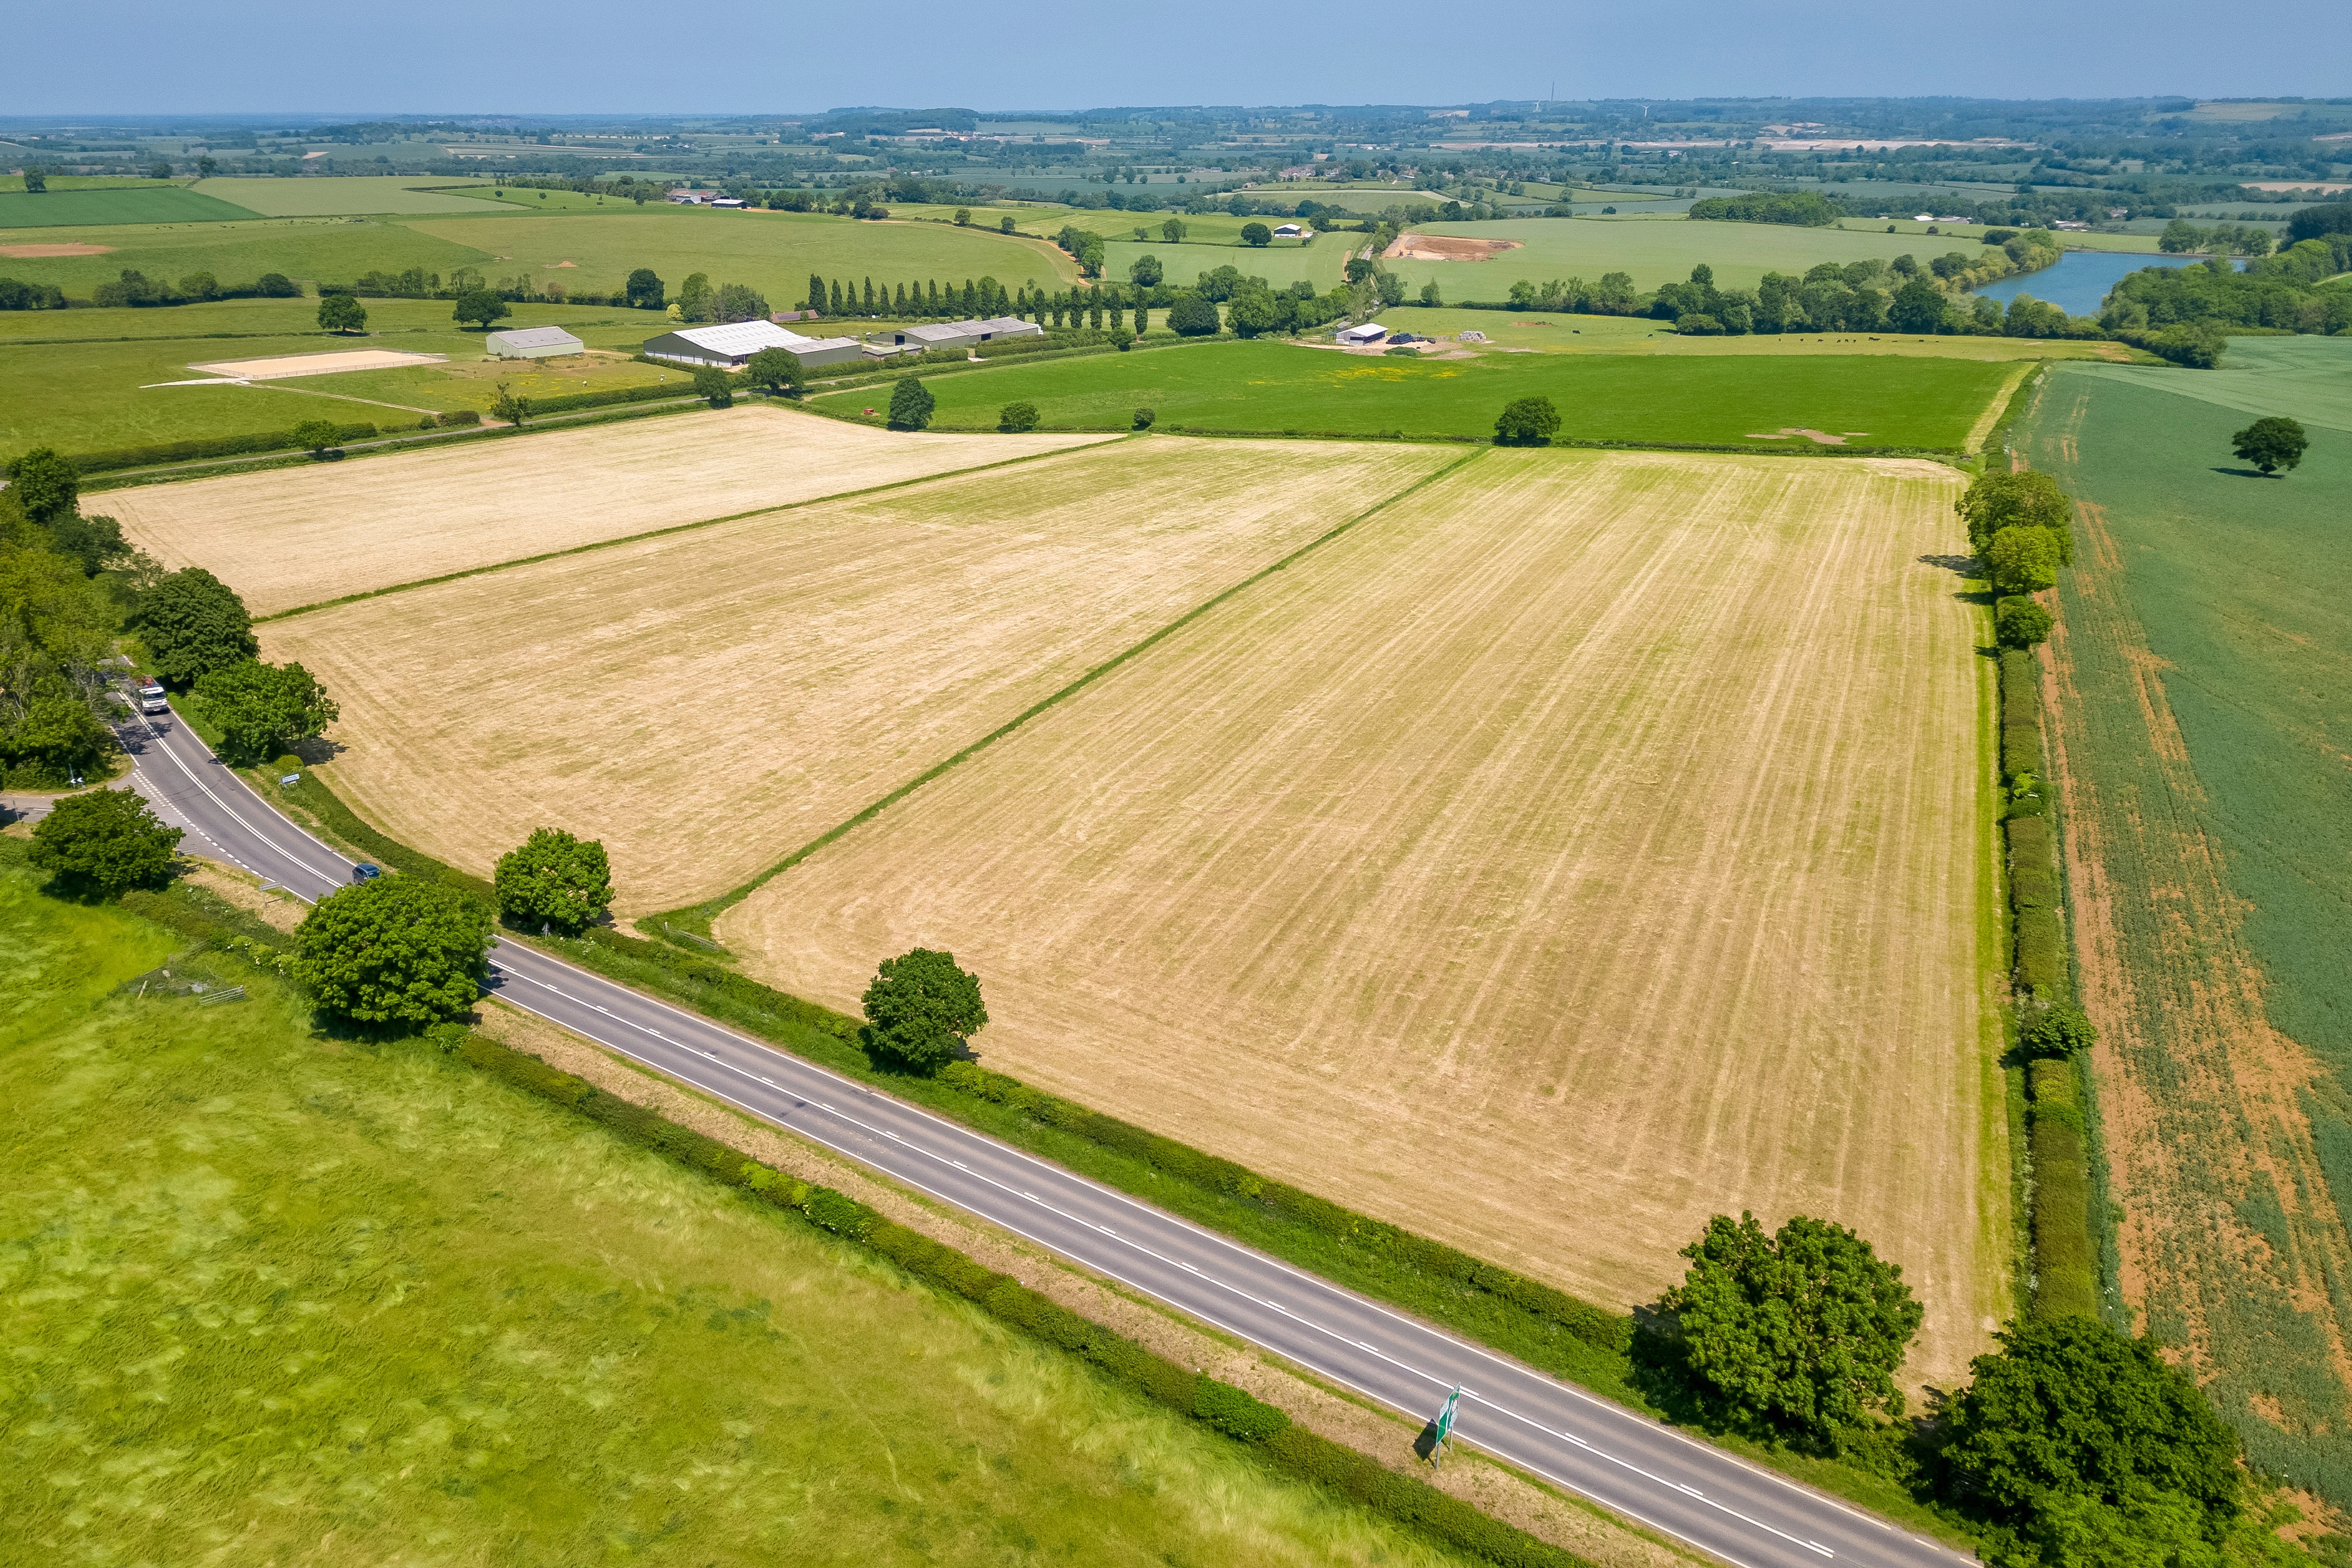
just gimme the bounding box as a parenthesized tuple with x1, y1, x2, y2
(860, 948, 985, 1071)
(998, 400, 1040, 432)
(290, 417, 342, 454)
(495, 827, 614, 934)
(2014, 906, 2069, 997)
(28, 789, 182, 897)
(292, 875, 492, 1027)
(1193, 1378, 1291, 1442)
(1493, 396, 1561, 447)
(2021, 999, 2097, 1058)
(437, 409, 481, 427)
(1996, 597, 2053, 648)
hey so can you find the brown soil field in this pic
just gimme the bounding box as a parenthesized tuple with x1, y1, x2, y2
(1382, 234, 1524, 261)
(0, 242, 113, 258)
(263, 438, 1459, 915)
(186, 348, 449, 380)
(720, 447, 2005, 1389)
(109, 406, 1114, 615)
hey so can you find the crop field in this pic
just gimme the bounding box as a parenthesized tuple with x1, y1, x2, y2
(2028, 345, 2352, 1502)
(720, 447, 2005, 1390)
(192, 174, 500, 215)
(1376, 216, 2007, 295)
(0, 865, 1472, 1568)
(0, 185, 261, 229)
(0, 216, 489, 295)
(1381, 308, 2137, 360)
(116, 404, 1111, 613)
(0, 294, 650, 345)
(816, 339, 2018, 451)
(260, 437, 1449, 911)
(1107, 238, 1347, 292)
(399, 208, 1080, 306)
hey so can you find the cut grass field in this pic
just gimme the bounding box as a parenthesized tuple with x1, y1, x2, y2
(0, 185, 261, 229)
(2027, 343, 2352, 1502)
(1107, 237, 1347, 292)
(0, 216, 490, 295)
(116, 404, 1112, 614)
(400, 207, 1081, 305)
(1378, 216, 2016, 295)
(0, 864, 1479, 1568)
(260, 437, 1448, 912)
(192, 174, 500, 216)
(1382, 308, 2138, 361)
(719, 447, 2005, 1391)
(818, 339, 2017, 451)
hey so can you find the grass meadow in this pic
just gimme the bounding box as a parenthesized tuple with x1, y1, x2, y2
(1381, 308, 2137, 362)
(1381, 215, 2015, 296)
(400, 208, 1081, 306)
(2028, 342, 2352, 1503)
(0, 862, 1479, 1567)
(192, 175, 505, 216)
(820, 339, 2017, 450)
(0, 217, 491, 295)
(0, 300, 677, 460)
(0, 185, 262, 229)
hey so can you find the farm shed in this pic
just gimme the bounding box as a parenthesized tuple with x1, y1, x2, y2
(1335, 322, 1388, 345)
(886, 316, 1045, 353)
(485, 326, 584, 359)
(642, 320, 863, 369)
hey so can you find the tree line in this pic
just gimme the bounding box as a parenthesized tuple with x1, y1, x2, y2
(2106, 204, 2352, 337)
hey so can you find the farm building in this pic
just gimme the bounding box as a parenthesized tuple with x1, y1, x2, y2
(641, 319, 863, 369)
(1335, 322, 1388, 345)
(1273, 223, 1311, 238)
(485, 326, 584, 359)
(884, 316, 1044, 353)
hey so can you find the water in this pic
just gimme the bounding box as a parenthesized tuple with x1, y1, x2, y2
(1971, 250, 2217, 317)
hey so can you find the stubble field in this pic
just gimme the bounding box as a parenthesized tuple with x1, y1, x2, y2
(260, 437, 1457, 912)
(112, 406, 1114, 614)
(718, 447, 2005, 1389)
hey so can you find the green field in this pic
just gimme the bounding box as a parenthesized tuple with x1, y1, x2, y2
(819, 338, 2015, 449)
(1384, 307, 2136, 360)
(0, 218, 491, 294)
(193, 175, 504, 216)
(0, 864, 1479, 1568)
(1828, 217, 2163, 253)
(0, 186, 262, 229)
(1108, 237, 1347, 292)
(400, 208, 1081, 307)
(0, 300, 676, 459)
(1379, 216, 2016, 296)
(2026, 340, 2352, 1502)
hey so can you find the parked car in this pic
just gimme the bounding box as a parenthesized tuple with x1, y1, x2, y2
(350, 863, 383, 884)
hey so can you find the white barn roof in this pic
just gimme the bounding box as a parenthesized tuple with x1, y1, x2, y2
(486, 326, 583, 352)
(667, 320, 823, 356)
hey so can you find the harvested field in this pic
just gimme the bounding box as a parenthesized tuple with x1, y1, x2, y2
(720, 447, 2004, 1390)
(185, 348, 447, 380)
(0, 242, 112, 258)
(263, 439, 1456, 914)
(1383, 233, 1525, 261)
(111, 406, 1113, 614)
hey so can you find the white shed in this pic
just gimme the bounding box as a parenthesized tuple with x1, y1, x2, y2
(486, 326, 584, 359)
(1335, 322, 1388, 345)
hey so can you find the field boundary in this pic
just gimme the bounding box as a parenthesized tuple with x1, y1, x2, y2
(249, 429, 1127, 624)
(1965, 363, 2036, 453)
(653, 445, 1489, 933)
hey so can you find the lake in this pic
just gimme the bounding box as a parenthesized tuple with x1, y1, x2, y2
(1972, 250, 2216, 317)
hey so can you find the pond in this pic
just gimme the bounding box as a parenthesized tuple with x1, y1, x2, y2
(1972, 250, 2224, 317)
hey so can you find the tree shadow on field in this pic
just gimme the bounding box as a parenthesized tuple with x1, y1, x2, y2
(2209, 466, 2276, 480)
(1919, 552, 1996, 615)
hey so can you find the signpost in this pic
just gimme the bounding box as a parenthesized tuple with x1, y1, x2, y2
(1431, 1385, 1463, 1467)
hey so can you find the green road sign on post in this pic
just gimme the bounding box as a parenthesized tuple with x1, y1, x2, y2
(1431, 1385, 1463, 1467)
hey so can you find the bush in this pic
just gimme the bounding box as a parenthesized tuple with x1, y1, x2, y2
(997, 400, 1040, 432)
(2002, 723, 2046, 783)
(1493, 396, 1561, 447)
(290, 417, 342, 454)
(2021, 999, 2097, 1058)
(28, 789, 182, 897)
(437, 409, 481, 427)
(292, 875, 492, 1027)
(66, 423, 377, 475)
(495, 827, 614, 934)
(2027, 1065, 2100, 1319)
(1193, 1378, 1291, 1442)
(861, 948, 985, 1071)
(2014, 907, 2069, 997)
(1996, 597, 2053, 648)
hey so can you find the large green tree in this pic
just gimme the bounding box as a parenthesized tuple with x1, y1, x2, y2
(0, 524, 118, 785)
(1494, 396, 1562, 447)
(1656, 1212, 1922, 1444)
(293, 875, 492, 1026)
(136, 567, 255, 688)
(3, 447, 78, 524)
(1957, 469, 2074, 560)
(453, 289, 510, 329)
(290, 418, 341, 456)
(744, 347, 805, 396)
(2230, 415, 2308, 476)
(887, 376, 936, 431)
(494, 827, 613, 933)
(28, 788, 181, 897)
(1167, 294, 1220, 336)
(624, 268, 664, 309)
(191, 658, 339, 766)
(1987, 526, 2062, 597)
(316, 293, 367, 333)
(691, 365, 734, 409)
(1940, 1317, 2240, 1566)
(860, 948, 987, 1072)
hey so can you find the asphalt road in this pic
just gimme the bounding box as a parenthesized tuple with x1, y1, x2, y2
(118, 706, 1977, 1568)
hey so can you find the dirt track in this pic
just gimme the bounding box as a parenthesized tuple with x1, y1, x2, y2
(109, 407, 1113, 614)
(721, 447, 2002, 1389)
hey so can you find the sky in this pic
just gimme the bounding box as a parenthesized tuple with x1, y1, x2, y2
(3, 0, 2343, 115)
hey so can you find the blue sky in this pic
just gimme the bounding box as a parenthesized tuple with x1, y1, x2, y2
(3, 0, 2340, 115)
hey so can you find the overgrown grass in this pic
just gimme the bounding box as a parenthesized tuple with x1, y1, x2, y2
(812, 339, 2013, 451)
(0, 862, 1490, 1568)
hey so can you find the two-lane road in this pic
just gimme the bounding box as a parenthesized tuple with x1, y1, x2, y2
(118, 707, 1975, 1568)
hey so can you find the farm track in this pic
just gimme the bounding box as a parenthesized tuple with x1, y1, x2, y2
(722, 447, 2002, 1390)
